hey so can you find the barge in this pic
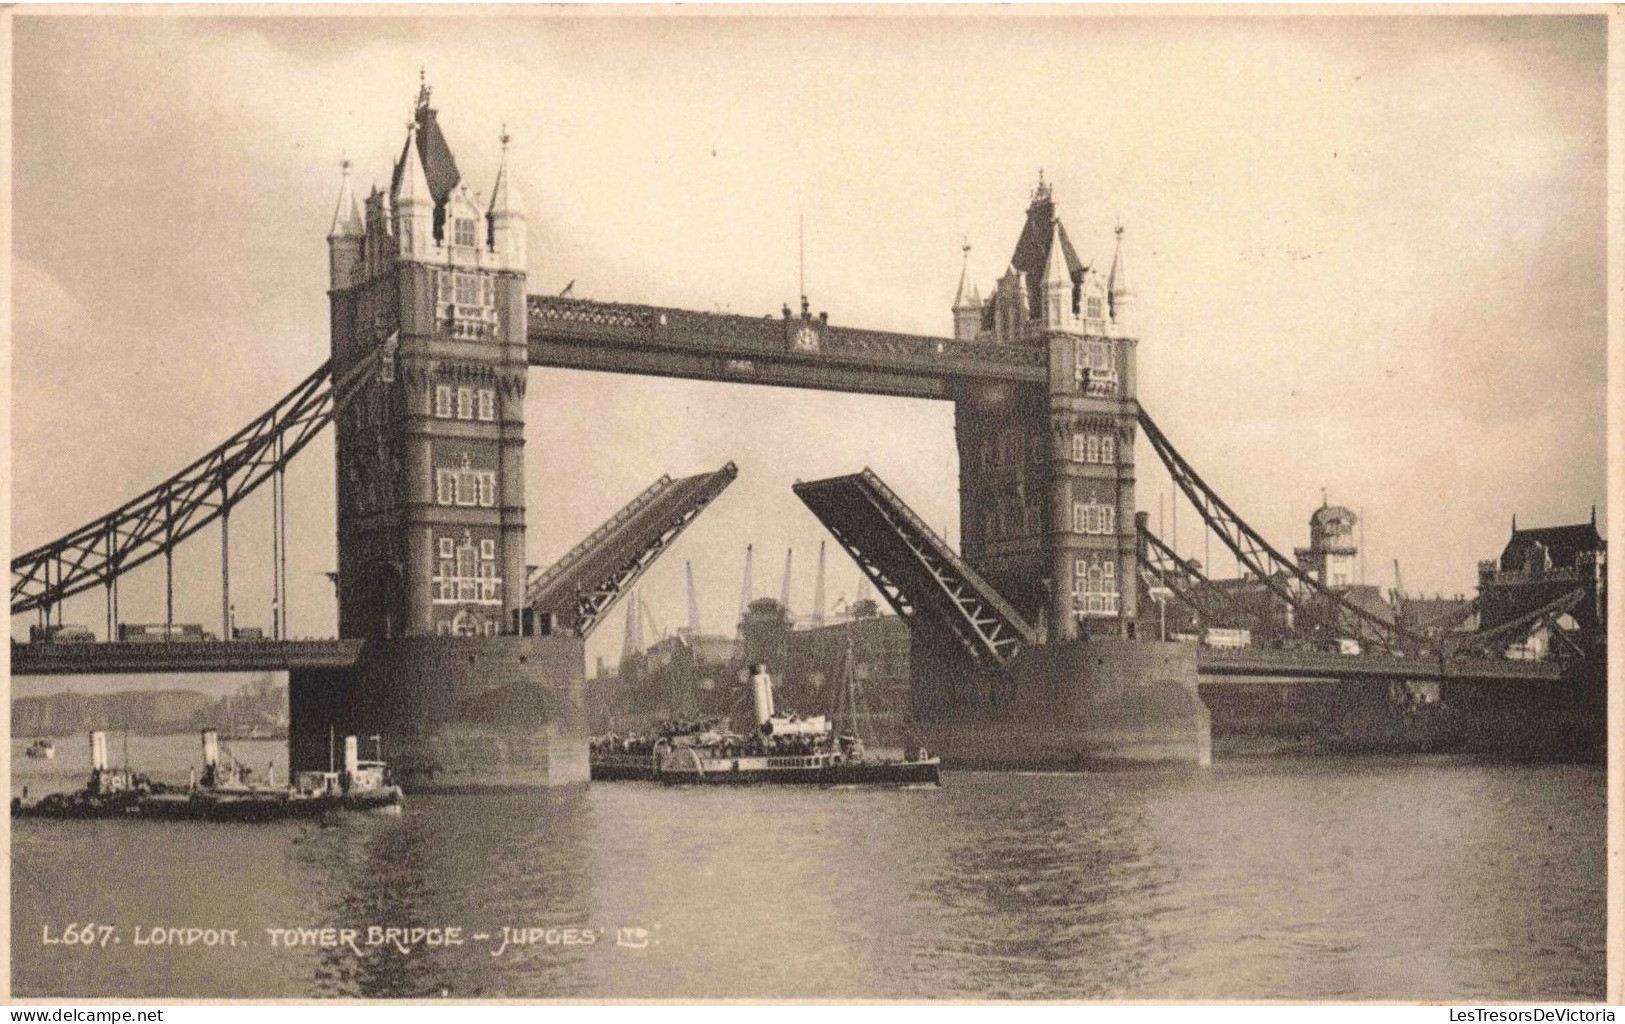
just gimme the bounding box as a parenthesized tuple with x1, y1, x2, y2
(12, 730, 403, 821)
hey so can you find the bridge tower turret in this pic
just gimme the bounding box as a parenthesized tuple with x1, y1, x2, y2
(326, 158, 364, 291)
(952, 244, 982, 342)
(1107, 223, 1135, 338)
(487, 127, 527, 269)
(328, 80, 530, 642)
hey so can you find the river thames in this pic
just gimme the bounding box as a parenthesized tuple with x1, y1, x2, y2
(10, 735, 1605, 1000)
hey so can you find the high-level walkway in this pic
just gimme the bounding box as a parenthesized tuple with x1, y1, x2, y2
(529, 296, 1045, 399)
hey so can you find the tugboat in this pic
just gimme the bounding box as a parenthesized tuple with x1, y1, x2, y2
(13, 730, 404, 820)
(25, 738, 55, 760)
(590, 664, 940, 786)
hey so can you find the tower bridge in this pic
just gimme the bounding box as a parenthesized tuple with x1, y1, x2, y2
(12, 83, 1599, 781)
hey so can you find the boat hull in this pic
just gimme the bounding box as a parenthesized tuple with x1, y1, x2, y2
(589, 752, 940, 786)
(12, 788, 404, 822)
(588, 755, 659, 782)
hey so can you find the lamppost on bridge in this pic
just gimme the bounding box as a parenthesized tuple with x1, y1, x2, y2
(1149, 586, 1173, 642)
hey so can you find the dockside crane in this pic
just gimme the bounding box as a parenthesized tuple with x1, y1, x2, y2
(812, 540, 827, 628)
(737, 544, 754, 628)
(640, 595, 665, 643)
(621, 590, 643, 663)
(779, 547, 794, 615)
(685, 560, 702, 638)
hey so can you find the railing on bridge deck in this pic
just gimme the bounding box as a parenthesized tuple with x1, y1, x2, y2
(10, 638, 365, 676)
(1192, 644, 1565, 684)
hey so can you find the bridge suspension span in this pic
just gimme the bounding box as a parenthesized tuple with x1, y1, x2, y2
(1137, 408, 1432, 655)
(11, 347, 383, 622)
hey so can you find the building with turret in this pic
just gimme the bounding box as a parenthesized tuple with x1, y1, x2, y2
(1477, 511, 1606, 658)
(1295, 500, 1358, 589)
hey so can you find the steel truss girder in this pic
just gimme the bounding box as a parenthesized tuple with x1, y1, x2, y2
(1137, 524, 1269, 633)
(1137, 409, 1428, 654)
(1413, 596, 1481, 636)
(12, 349, 383, 617)
(527, 463, 737, 640)
(1445, 586, 1588, 660)
(794, 468, 1036, 668)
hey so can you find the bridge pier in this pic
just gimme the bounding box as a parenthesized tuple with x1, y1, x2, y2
(289, 634, 588, 791)
(912, 636, 1211, 769)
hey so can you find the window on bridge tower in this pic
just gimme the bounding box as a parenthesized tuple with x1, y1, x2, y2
(1072, 433, 1118, 464)
(476, 388, 495, 421)
(457, 387, 473, 420)
(1073, 557, 1119, 617)
(1075, 339, 1118, 393)
(434, 385, 452, 419)
(1072, 499, 1115, 535)
(456, 541, 478, 601)
(433, 532, 503, 608)
(454, 218, 478, 248)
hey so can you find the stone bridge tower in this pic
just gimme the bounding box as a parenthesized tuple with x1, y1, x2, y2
(327, 82, 529, 641)
(952, 178, 1139, 643)
(298, 82, 585, 790)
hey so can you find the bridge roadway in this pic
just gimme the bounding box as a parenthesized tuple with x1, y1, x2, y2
(1194, 645, 1564, 684)
(10, 639, 364, 676)
(9, 636, 1565, 686)
(527, 296, 1047, 399)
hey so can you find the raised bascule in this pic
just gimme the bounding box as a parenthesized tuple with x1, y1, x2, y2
(11, 83, 1604, 784)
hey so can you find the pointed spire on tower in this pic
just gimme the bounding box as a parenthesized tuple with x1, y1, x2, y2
(487, 124, 528, 268)
(488, 124, 524, 219)
(395, 120, 433, 207)
(1108, 222, 1128, 298)
(1039, 216, 1074, 327)
(953, 238, 979, 309)
(392, 119, 435, 258)
(328, 155, 364, 239)
(1031, 167, 1052, 206)
(1108, 222, 1137, 335)
(1040, 217, 1070, 290)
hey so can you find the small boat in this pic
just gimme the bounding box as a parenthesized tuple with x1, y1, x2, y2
(12, 730, 404, 821)
(25, 739, 55, 760)
(590, 663, 940, 786)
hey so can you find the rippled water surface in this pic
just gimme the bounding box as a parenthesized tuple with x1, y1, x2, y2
(11, 736, 1605, 1000)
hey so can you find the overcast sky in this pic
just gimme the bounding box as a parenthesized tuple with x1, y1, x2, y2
(10, 12, 1610, 676)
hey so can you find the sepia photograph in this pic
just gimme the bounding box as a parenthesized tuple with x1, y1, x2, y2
(6, 7, 1615, 1003)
